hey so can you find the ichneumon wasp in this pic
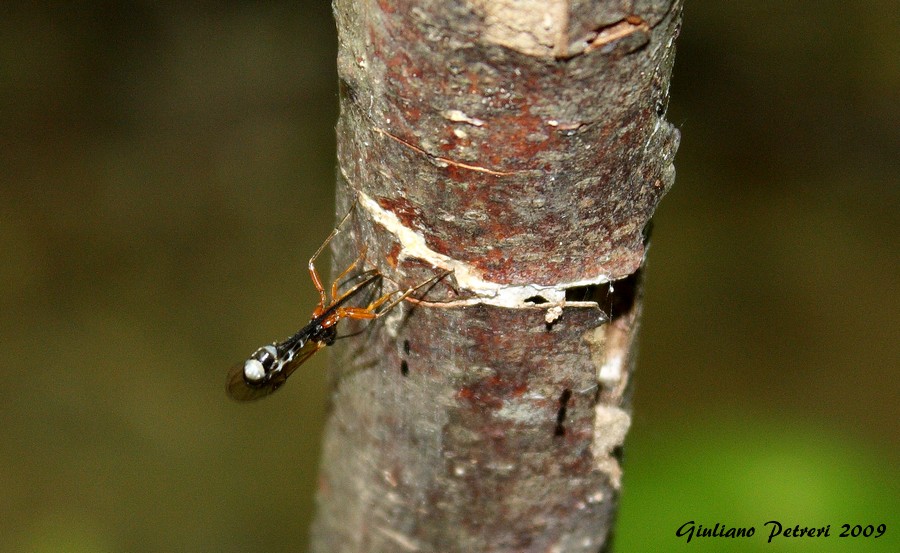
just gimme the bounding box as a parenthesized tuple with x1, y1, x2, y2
(226, 204, 448, 401)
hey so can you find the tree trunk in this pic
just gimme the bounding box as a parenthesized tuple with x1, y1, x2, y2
(312, 1, 681, 551)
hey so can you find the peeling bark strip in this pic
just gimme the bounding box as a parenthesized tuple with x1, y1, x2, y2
(314, 1, 681, 552)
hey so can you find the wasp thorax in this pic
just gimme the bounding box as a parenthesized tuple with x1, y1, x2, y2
(243, 345, 278, 383)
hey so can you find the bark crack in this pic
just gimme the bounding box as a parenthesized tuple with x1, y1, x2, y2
(556, 15, 651, 60)
(356, 188, 619, 309)
(374, 127, 520, 177)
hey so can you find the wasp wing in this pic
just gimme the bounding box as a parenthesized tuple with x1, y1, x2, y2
(225, 339, 323, 401)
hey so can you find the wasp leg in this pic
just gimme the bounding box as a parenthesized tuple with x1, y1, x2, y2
(344, 269, 452, 320)
(308, 201, 358, 309)
(330, 246, 368, 304)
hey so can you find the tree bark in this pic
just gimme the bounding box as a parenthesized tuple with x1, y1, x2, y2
(312, 1, 681, 552)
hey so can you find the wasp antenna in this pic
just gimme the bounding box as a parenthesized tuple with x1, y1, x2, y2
(310, 201, 359, 267)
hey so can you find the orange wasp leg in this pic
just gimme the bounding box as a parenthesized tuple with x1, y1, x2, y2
(307, 203, 358, 310)
(332, 269, 452, 323)
(330, 247, 369, 305)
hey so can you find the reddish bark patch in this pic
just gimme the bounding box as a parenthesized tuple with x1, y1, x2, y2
(377, 195, 420, 230)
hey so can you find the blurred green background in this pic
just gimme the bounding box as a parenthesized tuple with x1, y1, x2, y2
(1, 2, 896, 552)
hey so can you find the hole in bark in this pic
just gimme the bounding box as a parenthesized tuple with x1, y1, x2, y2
(605, 273, 638, 323)
(564, 272, 638, 322)
(400, 359, 409, 376)
(524, 295, 549, 305)
(554, 388, 572, 437)
(564, 285, 601, 302)
(403, 339, 411, 355)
